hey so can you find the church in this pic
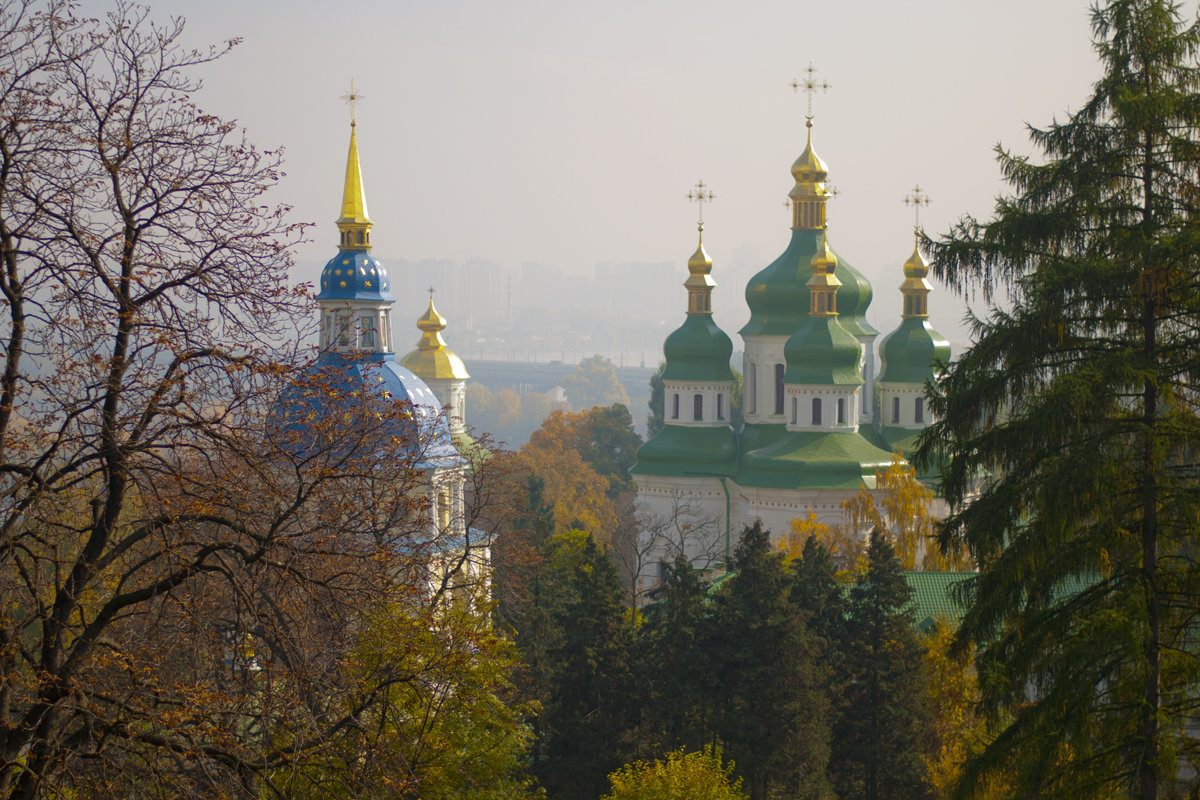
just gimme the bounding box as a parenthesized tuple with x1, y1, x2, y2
(276, 111, 485, 594)
(631, 113, 950, 591)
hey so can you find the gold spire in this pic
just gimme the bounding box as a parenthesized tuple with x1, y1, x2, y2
(900, 230, 933, 319)
(788, 64, 833, 231)
(685, 181, 716, 315)
(789, 120, 832, 230)
(336, 81, 373, 251)
(808, 229, 842, 317)
(901, 186, 932, 318)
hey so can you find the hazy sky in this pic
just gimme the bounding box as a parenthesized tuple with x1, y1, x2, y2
(79, 0, 1119, 340)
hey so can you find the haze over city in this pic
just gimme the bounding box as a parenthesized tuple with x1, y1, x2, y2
(80, 0, 1113, 352)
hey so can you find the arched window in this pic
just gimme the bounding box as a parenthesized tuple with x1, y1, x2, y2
(837, 397, 845, 425)
(892, 396, 900, 423)
(672, 393, 680, 419)
(812, 397, 822, 426)
(774, 364, 785, 415)
(693, 394, 703, 421)
(717, 393, 724, 420)
(915, 397, 924, 424)
(791, 397, 797, 424)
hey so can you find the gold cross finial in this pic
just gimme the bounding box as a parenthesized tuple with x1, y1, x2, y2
(343, 80, 365, 126)
(904, 185, 931, 229)
(687, 180, 715, 228)
(790, 62, 832, 120)
(428, 286, 436, 299)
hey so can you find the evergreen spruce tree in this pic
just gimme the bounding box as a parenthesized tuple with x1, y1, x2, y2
(833, 531, 932, 800)
(640, 554, 712, 753)
(916, 1, 1200, 796)
(706, 523, 831, 800)
(790, 535, 848, 649)
(539, 534, 636, 800)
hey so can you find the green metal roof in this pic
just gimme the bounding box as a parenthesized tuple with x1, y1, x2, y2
(632, 424, 738, 477)
(737, 429, 895, 490)
(904, 571, 973, 632)
(741, 228, 877, 340)
(662, 314, 735, 383)
(783, 316, 863, 386)
(877, 317, 951, 384)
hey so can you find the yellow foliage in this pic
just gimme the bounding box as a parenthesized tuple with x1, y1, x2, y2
(782, 454, 971, 574)
(602, 746, 746, 800)
(509, 441, 616, 547)
(922, 622, 1015, 800)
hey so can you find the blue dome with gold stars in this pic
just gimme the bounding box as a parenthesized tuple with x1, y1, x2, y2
(318, 249, 393, 302)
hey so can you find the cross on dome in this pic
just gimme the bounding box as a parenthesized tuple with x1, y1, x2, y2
(790, 62, 832, 121)
(687, 180, 715, 228)
(904, 185, 932, 230)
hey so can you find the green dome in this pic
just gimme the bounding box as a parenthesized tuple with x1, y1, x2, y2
(632, 425, 738, 477)
(662, 315, 734, 383)
(741, 229, 877, 339)
(877, 317, 951, 384)
(783, 317, 863, 386)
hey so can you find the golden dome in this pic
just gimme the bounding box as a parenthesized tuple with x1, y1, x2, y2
(399, 297, 470, 381)
(903, 231, 930, 279)
(810, 231, 840, 279)
(791, 120, 829, 185)
(687, 224, 713, 276)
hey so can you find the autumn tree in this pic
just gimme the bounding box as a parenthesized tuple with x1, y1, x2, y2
(563, 354, 631, 410)
(916, 1, 1200, 796)
(602, 746, 747, 800)
(0, 5, 496, 798)
(784, 455, 966, 573)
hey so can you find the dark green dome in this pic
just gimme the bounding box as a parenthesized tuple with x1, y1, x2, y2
(741, 229, 876, 339)
(662, 315, 734, 383)
(877, 317, 951, 384)
(783, 317, 863, 386)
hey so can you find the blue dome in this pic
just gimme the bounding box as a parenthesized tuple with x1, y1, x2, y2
(271, 353, 461, 468)
(317, 249, 394, 302)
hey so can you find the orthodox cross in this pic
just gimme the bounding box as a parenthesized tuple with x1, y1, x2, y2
(790, 62, 831, 119)
(904, 185, 931, 229)
(688, 180, 715, 227)
(343, 80, 364, 125)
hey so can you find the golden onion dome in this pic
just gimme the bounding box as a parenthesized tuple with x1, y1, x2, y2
(399, 297, 470, 381)
(417, 298, 448, 333)
(810, 231, 840, 280)
(903, 232, 930, 279)
(687, 225, 714, 276)
(791, 120, 829, 185)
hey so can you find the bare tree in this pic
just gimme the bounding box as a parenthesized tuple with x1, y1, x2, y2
(0, 5, 519, 798)
(624, 491, 726, 606)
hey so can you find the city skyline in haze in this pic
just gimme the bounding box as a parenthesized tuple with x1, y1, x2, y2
(78, 0, 1121, 346)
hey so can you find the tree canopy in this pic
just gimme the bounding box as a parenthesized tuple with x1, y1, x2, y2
(916, 1, 1200, 796)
